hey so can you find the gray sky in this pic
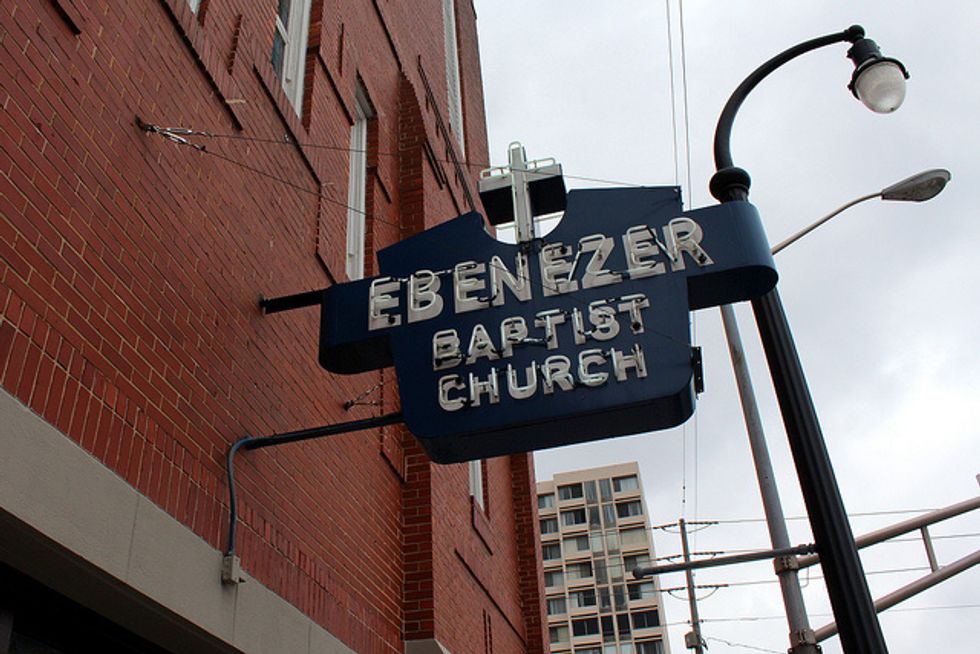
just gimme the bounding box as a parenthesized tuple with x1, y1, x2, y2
(472, 2, 980, 653)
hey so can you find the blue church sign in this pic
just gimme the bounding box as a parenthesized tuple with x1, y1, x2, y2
(319, 187, 776, 463)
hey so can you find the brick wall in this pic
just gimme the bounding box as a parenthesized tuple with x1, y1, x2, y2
(0, 1, 542, 652)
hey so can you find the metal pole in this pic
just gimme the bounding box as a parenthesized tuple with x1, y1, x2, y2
(635, 543, 816, 577)
(719, 304, 818, 653)
(678, 519, 706, 654)
(751, 288, 887, 651)
(796, 494, 980, 569)
(813, 548, 980, 642)
(710, 25, 889, 653)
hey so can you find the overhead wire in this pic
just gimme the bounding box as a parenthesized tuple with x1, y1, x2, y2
(144, 124, 698, 353)
(146, 125, 650, 187)
(705, 636, 783, 654)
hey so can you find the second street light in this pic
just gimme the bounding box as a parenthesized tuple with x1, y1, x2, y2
(709, 25, 917, 654)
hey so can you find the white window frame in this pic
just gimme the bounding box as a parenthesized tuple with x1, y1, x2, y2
(441, 0, 465, 154)
(271, 0, 312, 114)
(346, 85, 373, 280)
(469, 459, 486, 510)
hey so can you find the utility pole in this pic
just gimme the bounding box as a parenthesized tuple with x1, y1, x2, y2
(678, 519, 706, 654)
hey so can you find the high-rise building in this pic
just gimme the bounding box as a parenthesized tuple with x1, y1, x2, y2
(0, 2, 546, 653)
(537, 463, 670, 654)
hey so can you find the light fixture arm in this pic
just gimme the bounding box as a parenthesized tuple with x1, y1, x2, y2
(770, 191, 880, 254)
(711, 25, 866, 201)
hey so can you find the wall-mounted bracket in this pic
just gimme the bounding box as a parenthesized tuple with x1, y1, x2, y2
(259, 289, 326, 315)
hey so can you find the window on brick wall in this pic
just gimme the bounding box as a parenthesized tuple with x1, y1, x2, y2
(469, 459, 487, 510)
(441, 0, 465, 153)
(188, 0, 201, 12)
(346, 84, 374, 280)
(271, 0, 312, 114)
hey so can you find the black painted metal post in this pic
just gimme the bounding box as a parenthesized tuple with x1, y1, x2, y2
(710, 25, 890, 653)
(751, 289, 886, 652)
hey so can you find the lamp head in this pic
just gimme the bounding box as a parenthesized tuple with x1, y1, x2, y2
(847, 34, 909, 113)
(880, 169, 951, 202)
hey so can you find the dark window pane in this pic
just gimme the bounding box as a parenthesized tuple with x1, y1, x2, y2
(636, 641, 664, 654)
(599, 586, 612, 612)
(613, 475, 640, 492)
(602, 503, 617, 527)
(599, 478, 613, 501)
(271, 33, 285, 78)
(594, 557, 608, 584)
(572, 617, 599, 636)
(631, 610, 661, 629)
(589, 506, 602, 529)
(585, 480, 598, 503)
(277, 0, 291, 23)
(616, 500, 643, 518)
(616, 612, 631, 636)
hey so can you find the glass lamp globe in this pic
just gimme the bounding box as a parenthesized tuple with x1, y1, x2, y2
(853, 60, 907, 113)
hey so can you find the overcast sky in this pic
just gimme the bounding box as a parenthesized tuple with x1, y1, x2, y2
(472, 2, 979, 653)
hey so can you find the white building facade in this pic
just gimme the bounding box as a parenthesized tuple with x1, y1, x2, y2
(537, 463, 671, 654)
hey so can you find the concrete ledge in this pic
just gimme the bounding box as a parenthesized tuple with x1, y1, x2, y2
(0, 387, 351, 654)
(405, 638, 453, 654)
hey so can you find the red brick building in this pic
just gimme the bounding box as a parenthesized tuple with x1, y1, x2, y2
(0, 1, 547, 652)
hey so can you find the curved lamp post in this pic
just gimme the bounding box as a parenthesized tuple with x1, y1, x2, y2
(710, 25, 913, 654)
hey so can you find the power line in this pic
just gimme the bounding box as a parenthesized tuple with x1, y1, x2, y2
(705, 636, 783, 654)
(718, 532, 980, 554)
(144, 125, 698, 352)
(693, 603, 980, 625)
(143, 124, 650, 188)
(710, 507, 943, 524)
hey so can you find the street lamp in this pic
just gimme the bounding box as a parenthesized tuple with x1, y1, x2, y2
(721, 168, 950, 654)
(709, 25, 915, 654)
(771, 169, 951, 254)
